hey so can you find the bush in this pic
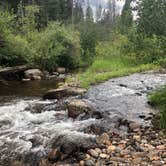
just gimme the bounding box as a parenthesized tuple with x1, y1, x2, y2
(0, 34, 31, 66)
(30, 23, 81, 71)
(122, 30, 166, 64)
(159, 58, 166, 68)
(0, 10, 31, 66)
(149, 86, 166, 131)
(80, 28, 98, 67)
(0, 9, 81, 71)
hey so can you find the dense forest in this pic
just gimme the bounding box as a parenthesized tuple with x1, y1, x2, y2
(0, 0, 166, 128)
(0, 0, 165, 71)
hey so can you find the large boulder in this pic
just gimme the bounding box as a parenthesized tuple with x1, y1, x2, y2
(67, 99, 93, 119)
(24, 69, 43, 80)
(43, 86, 87, 100)
(0, 65, 29, 81)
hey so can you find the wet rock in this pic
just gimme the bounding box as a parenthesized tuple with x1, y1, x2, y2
(22, 78, 31, 82)
(133, 135, 141, 142)
(79, 160, 85, 166)
(110, 157, 126, 163)
(24, 69, 43, 80)
(57, 67, 66, 74)
(99, 153, 109, 159)
(57, 74, 66, 81)
(156, 145, 165, 150)
(152, 161, 163, 166)
(88, 149, 99, 158)
(107, 145, 116, 153)
(0, 65, 29, 81)
(48, 149, 60, 162)
(43, 87, 67, 100)
(84, 160, 95, 166)
(67, 100, 93, 119)
(43, 86, 87, 100)
(52, 134, 97, 160)
(132, 158, 142, 164)
(129, 122, 141, 131)
(96, 133, 110, 145)
(66, 86, 87, 96)
(31, 75, 42, 80)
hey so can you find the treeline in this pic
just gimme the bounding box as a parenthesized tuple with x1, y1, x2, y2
(0, 0, 166, 71)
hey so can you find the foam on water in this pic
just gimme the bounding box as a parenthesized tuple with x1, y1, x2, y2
(0, 99, 95, 161)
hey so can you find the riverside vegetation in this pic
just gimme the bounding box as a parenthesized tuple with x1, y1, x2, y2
(0, 0, 166, 134)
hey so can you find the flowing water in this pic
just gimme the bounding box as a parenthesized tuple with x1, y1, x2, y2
(0, 72, 166, 165)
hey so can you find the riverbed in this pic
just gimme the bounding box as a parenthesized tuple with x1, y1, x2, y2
(0, 72, 166, 165)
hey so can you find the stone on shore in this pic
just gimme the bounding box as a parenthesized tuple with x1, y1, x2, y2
(24, 69, 43, 80)
(57, 67, 66, 74)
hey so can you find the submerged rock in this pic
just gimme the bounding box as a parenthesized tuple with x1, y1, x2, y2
(43, 86, 87, 100)
(67, 99, 94, 119)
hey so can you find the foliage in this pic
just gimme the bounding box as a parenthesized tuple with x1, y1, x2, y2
(119, 0, 133, 34)
(75, 57, 157, 88)
(80, 25, 98, 67)
(96, 34, 128, 58)
(39, 0, 72, 22)
(149, 86, 166, 131)
(0, 10, 30, 66)
(137, 0, 166, 36)
(30, 23, 81, 71)
(0, 9, 81, 71)
(122, 30, 166, 64)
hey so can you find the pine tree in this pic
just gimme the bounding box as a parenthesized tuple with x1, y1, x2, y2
(120, 0, 133, 33)
(137, 0, 166, 36)
(86, 0, 94, 23)
(101, 0, 116, 28)
(73, 0, 84, 24)
(96, 4, 102, 23)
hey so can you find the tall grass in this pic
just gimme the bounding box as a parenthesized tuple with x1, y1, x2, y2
(149, 86, 166, 132)
(76, 56, 158, 88)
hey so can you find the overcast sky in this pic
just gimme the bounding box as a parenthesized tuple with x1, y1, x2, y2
(87, 0, 126, 16)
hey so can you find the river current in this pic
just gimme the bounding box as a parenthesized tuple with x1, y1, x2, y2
(0, 72, 166, 165)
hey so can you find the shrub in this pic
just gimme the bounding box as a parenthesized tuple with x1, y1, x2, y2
(0, 34, 31, 66)
(122, 30, 166, 64)
(0, 10, 31, 66)
(30, 23, 81, 71)
(149, 86, 166, 131)
(80, 28, 98, 67)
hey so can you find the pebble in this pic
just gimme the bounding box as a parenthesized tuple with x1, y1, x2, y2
(88, 149, 99, 158)
(84, 160, 95, 166)
(99, 153, 109, 159)
(107, 145, 116, 153)
(133, 135, 141, 142)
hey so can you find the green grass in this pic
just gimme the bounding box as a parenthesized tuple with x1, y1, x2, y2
(74, 56, 158, 88)
(149, 86, 166, 132)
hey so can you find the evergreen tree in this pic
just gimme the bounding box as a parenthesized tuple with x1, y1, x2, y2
(96, 4, 102, 23)
(101, 0, 116, 28)
(120, 0, 133, 33)
(137, 0, 166, 36)
(86, 0, 94, 23)
(38, 0, 72, 22)
(73, 0, 84, 24)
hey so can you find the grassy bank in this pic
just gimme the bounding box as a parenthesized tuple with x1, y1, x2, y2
(74, 56, 158, 88)
(149, 86, 166, 132)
